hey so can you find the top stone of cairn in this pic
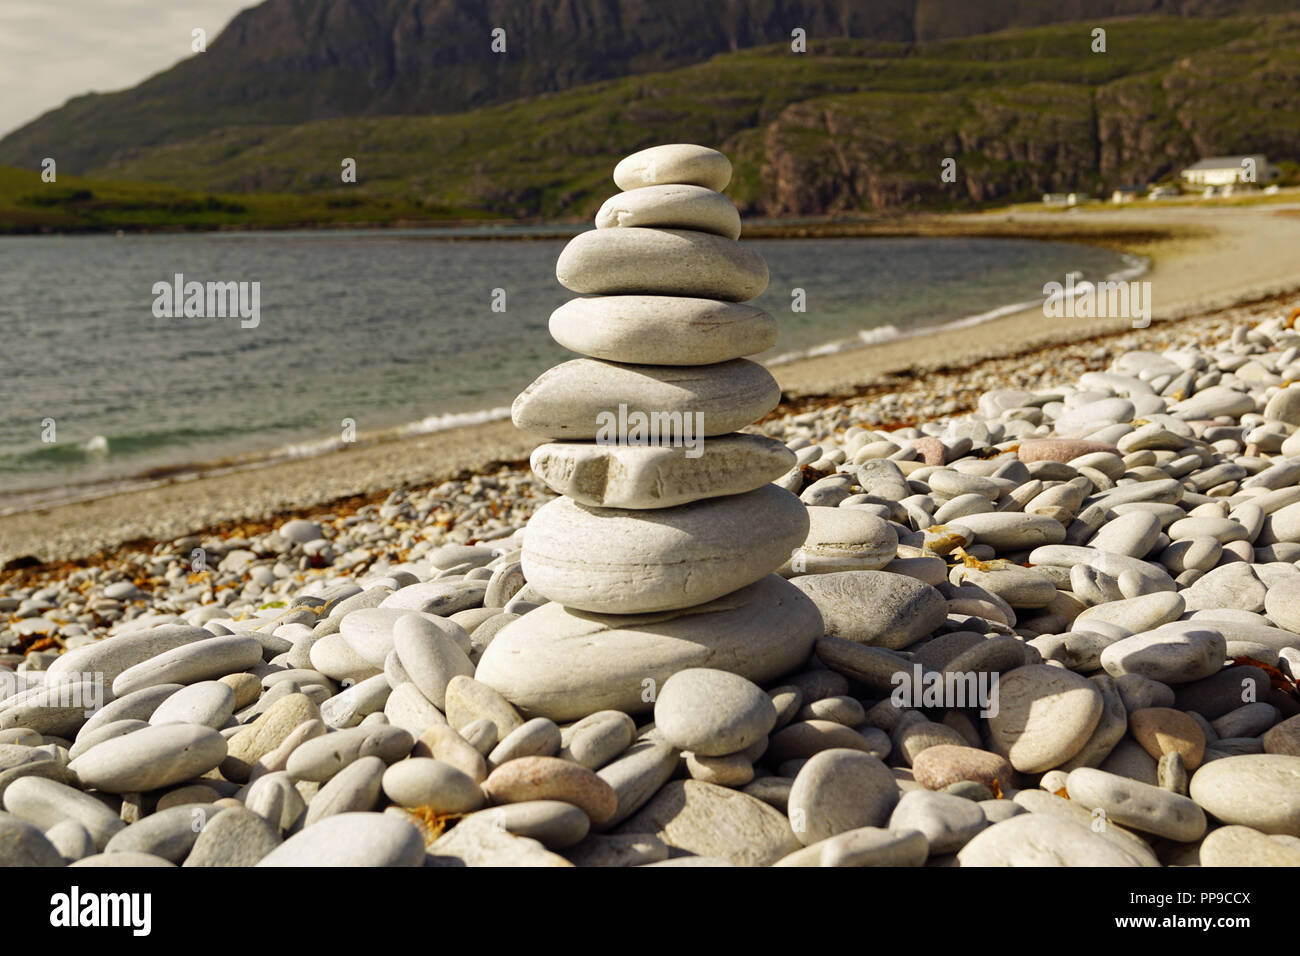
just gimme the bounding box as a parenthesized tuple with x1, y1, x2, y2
(613, 144, 732, 193)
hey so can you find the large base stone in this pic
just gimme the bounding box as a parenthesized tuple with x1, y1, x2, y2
(474, 574, 823, 722)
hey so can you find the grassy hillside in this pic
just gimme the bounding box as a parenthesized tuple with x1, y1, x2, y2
(4, 14, 1299, 231)
(3, 0, 1289, 175)
(0, 168, 492, 234)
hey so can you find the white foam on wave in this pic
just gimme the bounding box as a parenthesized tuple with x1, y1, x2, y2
(1105, 253, 1151, 283)
(0, 407, 516, 516)
(395, 406, 513, 437)
(258, 407, 512, 464)
(766, 255, 1152, 367)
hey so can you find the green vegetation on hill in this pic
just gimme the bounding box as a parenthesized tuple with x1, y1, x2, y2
(4, 12, 1299, 230)
(0, 168, 491, 234)
(4, 0, 1289, 175)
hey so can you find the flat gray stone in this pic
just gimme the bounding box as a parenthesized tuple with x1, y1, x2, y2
(613, 145, 732, 192)
(596, 182, 739, 235)
(1100, 623, 1227, 684)
(460, 800, 590, 849)
(111, 634, 263, 697)
(2, 776, 124, 850)
(521, 485, 807, 614)
(549, 295, 774, 365)
(945, 513, 1067, 550)
(104, 803, 223, 863)
(68, 723, 227, 794)
(1189, 754, 1300, 836)
(618, 780, 800, 867)
(183, 805, 282, 866)
(513, 357, 779, 440)
(782, 508, 898, 574)
(888, 789, 987, 854)
(1199, 824, 1300, 865)
(564, 832, 669, 867)
(556, 227, 767, 300)
(490, 717, 562, 766)
(530, 433, 794, 510)
(790, 571, 946, 649)
(426, 812, 573, 866)
(256, 812, 426, 866)
(381, 758, 484, 813)
(987, 665, 1103, 773)
(1065, 767, 1206, 841)
(476, 574, 820, 722)
(0, 815, 64, 866)
(654, 669, 775, 757)
(47, 625, 213, 688)
(284, 725, 414, 782)
(148, 681, 236, 729)
(957, 813, 1145, 866)
(1075, 592, 1185, 636)
(379, 581, 486, 617)
(788, 748, 899, 846)
(773, 826, 929, 866)
(559, 711, 635, 770)
(595, 738, 681, 830)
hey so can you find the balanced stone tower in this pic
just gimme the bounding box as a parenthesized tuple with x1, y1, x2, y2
(476, 145, 823, 722)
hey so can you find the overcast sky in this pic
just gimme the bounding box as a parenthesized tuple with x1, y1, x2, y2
(0, 0, 254, 137)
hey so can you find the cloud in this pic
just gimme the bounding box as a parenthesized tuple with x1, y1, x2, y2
(0, 0, 255, 139)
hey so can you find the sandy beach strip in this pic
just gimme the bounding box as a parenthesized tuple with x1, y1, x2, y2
(4, 202, 1300, 570)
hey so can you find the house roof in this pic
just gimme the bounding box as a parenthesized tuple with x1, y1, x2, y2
(1183, 154, 1268, 171)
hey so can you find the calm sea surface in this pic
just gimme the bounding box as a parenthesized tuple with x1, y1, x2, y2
(0, 228, 1136, 498)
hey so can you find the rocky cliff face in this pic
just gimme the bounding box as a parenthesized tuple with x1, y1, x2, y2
(742, 15, 1300, 215)
(750, 84, 1101, 214)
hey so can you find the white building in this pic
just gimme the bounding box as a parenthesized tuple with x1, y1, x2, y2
(1181, 155, 1277, 187)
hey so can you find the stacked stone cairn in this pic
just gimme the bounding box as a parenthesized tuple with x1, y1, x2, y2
(475, 145, 826, 729)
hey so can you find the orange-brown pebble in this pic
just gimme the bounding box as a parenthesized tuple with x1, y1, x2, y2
(911, 744, 1014, 792)
(1130, 707, 1206, 770)
(483, 755, 617, 826)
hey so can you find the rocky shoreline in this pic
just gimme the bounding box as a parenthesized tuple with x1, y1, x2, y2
(3, 149, 1300, 867)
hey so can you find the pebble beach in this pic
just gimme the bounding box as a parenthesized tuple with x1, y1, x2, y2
(3, 146, 1300, 868)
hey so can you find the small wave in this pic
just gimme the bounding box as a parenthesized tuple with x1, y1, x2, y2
(0, 405, 518, 516)
(766, 298, 1044, 365)
(1105, 253, 1151, 284)
(394, 406, 512, 437)
(767, 255, 1153, 368)
(768, 324, 904, 365)
(262, 406, 512, 462)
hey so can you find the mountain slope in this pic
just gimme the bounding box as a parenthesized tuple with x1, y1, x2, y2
(1, 0, 1296, 173)
(60, 15, 1300, 220)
